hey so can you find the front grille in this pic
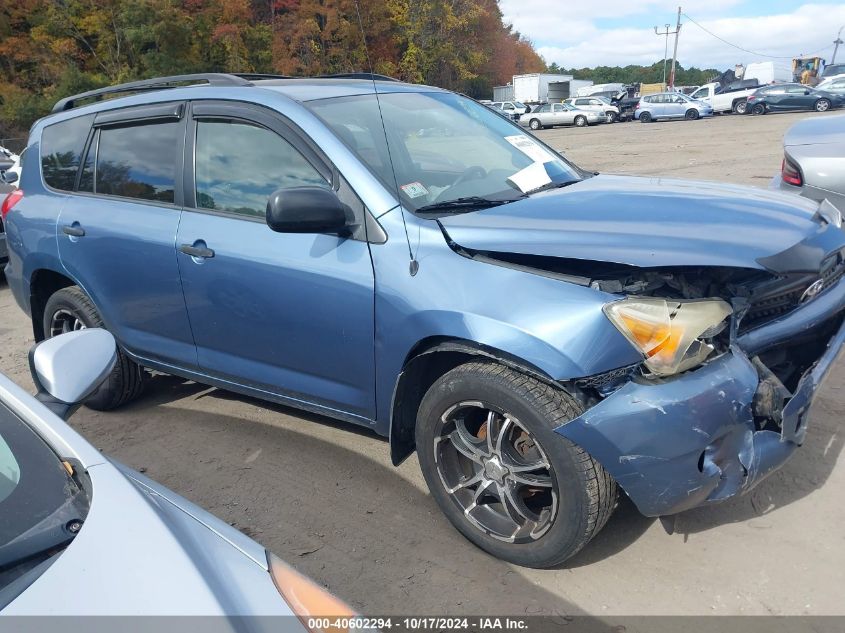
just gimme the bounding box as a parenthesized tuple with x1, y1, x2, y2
(742, 253, 845, 331)
(744, 282, 803, 325)
(821, 255, 845, 290)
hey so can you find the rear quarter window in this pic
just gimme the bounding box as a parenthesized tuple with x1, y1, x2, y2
(40, 115, 94, 191)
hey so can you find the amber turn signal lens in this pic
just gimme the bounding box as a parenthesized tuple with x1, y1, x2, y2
(267, 551, 356, 633)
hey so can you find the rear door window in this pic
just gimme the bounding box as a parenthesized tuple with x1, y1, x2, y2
(193, 120, 329, 219)
(94, 122, 180, 203)
(40, 115, 94, 191)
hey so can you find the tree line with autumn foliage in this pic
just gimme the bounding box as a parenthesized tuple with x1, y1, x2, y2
(0, 0, 545, 140)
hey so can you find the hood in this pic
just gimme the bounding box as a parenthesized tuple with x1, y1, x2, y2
(5, 460, 288, 616)
(438, 174, 828, 270)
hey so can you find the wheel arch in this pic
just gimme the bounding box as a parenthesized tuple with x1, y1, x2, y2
(29, 268, 77, 341)
(388, 337, 559, 466)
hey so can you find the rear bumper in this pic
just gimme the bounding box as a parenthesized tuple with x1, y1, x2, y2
(0, 232, 7, 263)
(555, 277, 845, 517)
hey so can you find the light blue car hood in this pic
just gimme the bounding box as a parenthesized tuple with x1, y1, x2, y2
(438, 174, 829, 270)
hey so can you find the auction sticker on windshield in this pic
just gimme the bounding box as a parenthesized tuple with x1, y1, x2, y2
(401, 182, 429, 198)
(504, 135, 557, 164)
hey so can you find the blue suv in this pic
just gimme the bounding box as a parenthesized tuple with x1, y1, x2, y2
(4, 73, 845, 568)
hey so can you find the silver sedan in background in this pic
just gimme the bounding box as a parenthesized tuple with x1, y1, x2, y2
(771, 113, 845, 212)
(0, 329, 353, 624)
(519, 102, 603, 130)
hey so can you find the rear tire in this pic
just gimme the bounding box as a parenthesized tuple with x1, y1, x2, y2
(42, 286, 145, 410)
(639, 111, 652, 123)
(752, 103, 766, 115)
(574, 115, 587, 127)
(685, 108, 699, 120)
(415, 362, 616, 568)
(529, 118, 542, 130)
(733, 100, 748, 114)
(814, 98, 831, 112)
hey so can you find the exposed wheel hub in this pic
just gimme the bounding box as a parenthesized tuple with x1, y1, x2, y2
(483, 455, 508, 484)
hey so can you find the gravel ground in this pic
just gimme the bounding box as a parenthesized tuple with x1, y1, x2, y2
(1, 109, 844, 618)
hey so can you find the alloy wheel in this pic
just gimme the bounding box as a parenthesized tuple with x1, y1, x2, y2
(433, 401, 558, 543)
(49, 309, 87, 337)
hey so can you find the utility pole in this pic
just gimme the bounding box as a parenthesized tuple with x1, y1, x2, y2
(833, 25, 844, 64)
(654, 23, 677, 89)
(669, 6, 682, 90)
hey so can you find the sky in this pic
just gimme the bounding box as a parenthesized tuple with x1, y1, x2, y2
(499, 1, 845, 75)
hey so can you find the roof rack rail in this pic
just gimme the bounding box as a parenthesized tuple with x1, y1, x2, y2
(231, 73, 295, 81)
(51, 73, 252, 113)
(316, 73, 400, 82)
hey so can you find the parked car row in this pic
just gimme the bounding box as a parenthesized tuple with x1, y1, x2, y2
(504, 78, 845, 132)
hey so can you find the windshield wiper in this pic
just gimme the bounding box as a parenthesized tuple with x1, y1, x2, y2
(416, 196, 517, 214)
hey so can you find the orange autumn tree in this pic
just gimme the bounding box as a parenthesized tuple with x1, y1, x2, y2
(0, 0, 543, 139)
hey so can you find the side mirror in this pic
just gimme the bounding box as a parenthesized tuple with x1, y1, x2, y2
(29, 329, 117, 420)
(1, 171, 17, 185)
(266, 186, 350, 235)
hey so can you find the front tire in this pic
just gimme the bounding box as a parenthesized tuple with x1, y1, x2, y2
(605, 111, 617, 123)
(685, 108, 699, 120)
(529, 118, 542, 130)
(415, 362, 616, 568)
(574, 115, 587, 127)
(42, 286, 145, 410)
(814, 98, 831, 112)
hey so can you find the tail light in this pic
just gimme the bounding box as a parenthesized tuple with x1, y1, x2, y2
(782, 157, 802, 186)
(635, 102, 640, 109)
(747, 95, 756, 101)
(1, 189, 23, 221)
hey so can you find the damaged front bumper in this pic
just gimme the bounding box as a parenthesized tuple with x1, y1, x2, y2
(555, 277, 845, 517)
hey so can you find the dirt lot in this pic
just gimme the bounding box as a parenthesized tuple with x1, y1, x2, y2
(2, 110, 844, 618)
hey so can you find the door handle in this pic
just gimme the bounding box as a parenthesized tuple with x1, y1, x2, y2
(179, 243, 215, 259)
(62, 225, 85, 237)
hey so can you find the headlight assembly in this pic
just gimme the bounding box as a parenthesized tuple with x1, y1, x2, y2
(603, 297, 732, 377)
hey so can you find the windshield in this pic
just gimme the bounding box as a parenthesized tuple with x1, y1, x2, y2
(513, 102, 527, 109)
(307, 91, 582, 213)
(0, 402, 89, 600)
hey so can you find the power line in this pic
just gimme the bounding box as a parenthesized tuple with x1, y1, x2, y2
(682, 12, 833, 60)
